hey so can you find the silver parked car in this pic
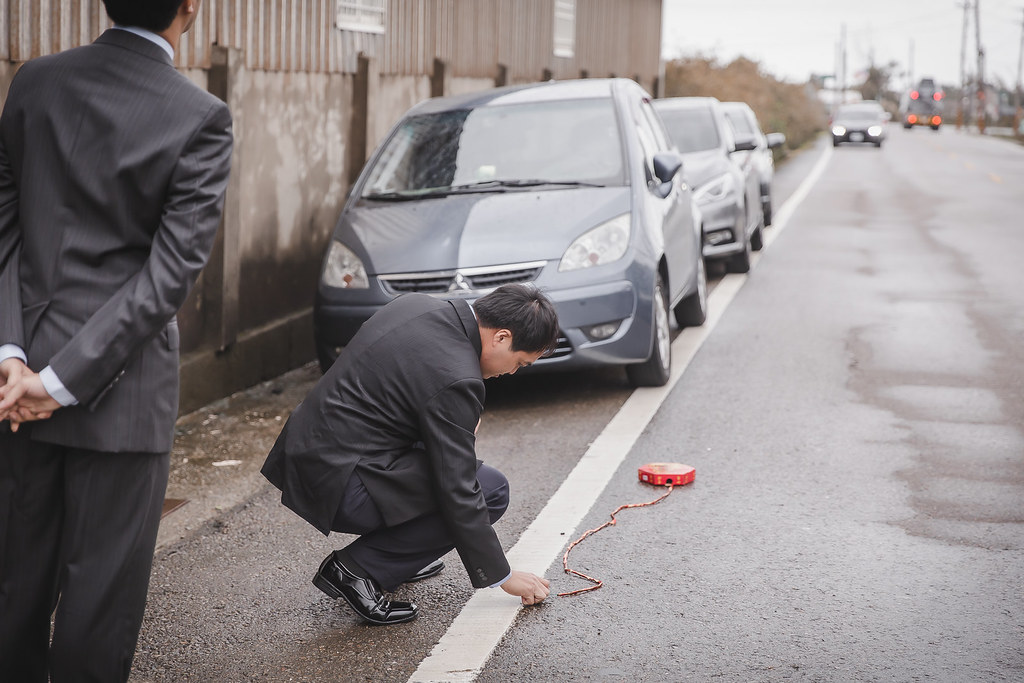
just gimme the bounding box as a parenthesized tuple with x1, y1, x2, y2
(831, 101, 887, 147)
(654, 96, 763, 273)
(314, 79, 706, 387)
(720, 101, 785, 227)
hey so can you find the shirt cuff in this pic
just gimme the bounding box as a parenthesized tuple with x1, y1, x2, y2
(0, 344, 27, 364)
(40, 366, 78, 406)
(488, 571, 512, 588)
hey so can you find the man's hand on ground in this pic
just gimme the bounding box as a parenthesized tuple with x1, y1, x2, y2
(500, 570, 551, 606)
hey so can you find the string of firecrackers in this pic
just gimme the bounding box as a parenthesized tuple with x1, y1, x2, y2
(558, 463, 695, 597)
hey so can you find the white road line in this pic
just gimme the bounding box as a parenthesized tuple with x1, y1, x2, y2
(408, 143, 833, 683)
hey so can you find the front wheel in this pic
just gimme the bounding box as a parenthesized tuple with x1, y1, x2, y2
(627, 274, 671, 387)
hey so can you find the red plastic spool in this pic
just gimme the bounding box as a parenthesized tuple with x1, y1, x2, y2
(638, 462, 695, 487)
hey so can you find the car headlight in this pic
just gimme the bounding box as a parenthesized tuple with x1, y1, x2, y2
(868, 125, 882, 136)
(832, 125, 847, 136)
(558, 214, 631, 272)
(322, 240, 369, 288)
(692, 173, 736, 205)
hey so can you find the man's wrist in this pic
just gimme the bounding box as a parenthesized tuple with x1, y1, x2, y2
(39, 366, 78, 406)
(488, 571, 512, 588)
(0, 344, 28, 365)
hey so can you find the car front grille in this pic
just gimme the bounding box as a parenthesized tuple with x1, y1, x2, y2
(539, 332, 573, 362)
(379, 261, 547, 296)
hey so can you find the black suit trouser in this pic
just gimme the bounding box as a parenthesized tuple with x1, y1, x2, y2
(0, 428, 169, 683)
(332, 463, 509, 591)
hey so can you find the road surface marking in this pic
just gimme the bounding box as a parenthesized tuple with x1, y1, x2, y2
(408, 141, 834, 683)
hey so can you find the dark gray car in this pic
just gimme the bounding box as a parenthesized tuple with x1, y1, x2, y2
(654, 96, 763, 273)
(314, 78, 706, 387)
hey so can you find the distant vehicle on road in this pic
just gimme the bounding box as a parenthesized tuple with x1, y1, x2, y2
(900, 78, 944, 130)
(831, 101, 888, 148)
(654, 96, 763, 274)
(314, 78, 706, 387)
(720, 101, 786, 227)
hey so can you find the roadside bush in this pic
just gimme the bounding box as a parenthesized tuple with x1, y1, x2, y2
(663, 56, 826, 156)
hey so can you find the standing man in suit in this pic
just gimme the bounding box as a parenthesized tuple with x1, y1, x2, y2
(262, 284, 559, 625)
(0, 1, 232, 679)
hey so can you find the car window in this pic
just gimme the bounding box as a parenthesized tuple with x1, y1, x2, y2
(362, 98, 626, 195)
(723, 109, 755, 136)
(656, 105, 720, 153)
(837, 106, 883, 121)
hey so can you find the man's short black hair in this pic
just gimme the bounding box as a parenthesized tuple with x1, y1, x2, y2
(473, 284, 559, 355)
(102, 0, 183, 33)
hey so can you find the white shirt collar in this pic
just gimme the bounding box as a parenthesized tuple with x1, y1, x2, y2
(112, 25, 174, 60)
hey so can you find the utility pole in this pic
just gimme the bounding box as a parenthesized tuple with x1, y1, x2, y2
(958, 1, 971, 129)
(1015, 7, 1023, 136)
(975, 0, 986, 133)
(840, 22, 847, 105)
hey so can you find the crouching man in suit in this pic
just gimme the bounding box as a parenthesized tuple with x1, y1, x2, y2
(261, 284, 559, 624)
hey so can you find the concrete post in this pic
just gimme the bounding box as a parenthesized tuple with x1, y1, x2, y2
(348, 52, 378, 185)
(431, 57, 448, 98)
(205, 45, 243, 352)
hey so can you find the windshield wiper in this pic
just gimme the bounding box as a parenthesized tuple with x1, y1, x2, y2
(363, 179, 606, 201)
(449, 179, 606, 191)
(362, 190, 452, 201)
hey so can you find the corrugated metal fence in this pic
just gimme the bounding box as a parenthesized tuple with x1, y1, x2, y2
(1, 0, 660, 80)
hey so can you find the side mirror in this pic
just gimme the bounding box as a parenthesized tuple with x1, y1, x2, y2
(731, 138, 757, 152)
(766, 132, 786, 149)
(653, 151, 683, 184)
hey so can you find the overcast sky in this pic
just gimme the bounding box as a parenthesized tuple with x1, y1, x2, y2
(661, 0, 1022, 90)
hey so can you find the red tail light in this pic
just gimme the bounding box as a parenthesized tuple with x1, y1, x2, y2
(932, 116, 941, 125)
(933, 92, 944, 101)
(908, 114, 918, 124)
(910, 90, 919, 100)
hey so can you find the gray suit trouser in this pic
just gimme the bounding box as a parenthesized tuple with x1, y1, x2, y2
(332, 463, 510, 592)
(0, 427, 169, 683)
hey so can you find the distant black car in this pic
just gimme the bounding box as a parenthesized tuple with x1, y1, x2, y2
(900, 78, 944, 130)
(831, 102, 887, 148)
(721, 101, 786, 227)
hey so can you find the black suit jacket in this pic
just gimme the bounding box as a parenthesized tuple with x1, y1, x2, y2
(262, 294, 510, 588)
(0, 30, 233, 453)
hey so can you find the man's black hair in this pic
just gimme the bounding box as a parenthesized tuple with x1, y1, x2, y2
(102, 0, 183, 33)
(473, 284, 559, 355)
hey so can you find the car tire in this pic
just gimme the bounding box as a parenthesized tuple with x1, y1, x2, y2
(626, 274, 671, 387)
(762, 192, 773, 227)
(750, 211, 765, 252)
(674, 256, 707, 328)
(832, 138, 840, 147)
(726, 229, 752, 274)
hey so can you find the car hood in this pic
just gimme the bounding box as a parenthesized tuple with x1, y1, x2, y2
(680, 150, 730, 189)
(341, 187, 632, 274)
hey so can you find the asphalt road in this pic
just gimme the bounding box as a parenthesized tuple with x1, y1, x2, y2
(132, 126, 1024, 682)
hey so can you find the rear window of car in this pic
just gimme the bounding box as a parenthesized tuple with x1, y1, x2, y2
(362, 98, 626, 195)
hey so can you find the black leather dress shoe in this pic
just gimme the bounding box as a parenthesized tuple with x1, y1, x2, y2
(405, 559, 444, 583)
(312, 551, 418, 625)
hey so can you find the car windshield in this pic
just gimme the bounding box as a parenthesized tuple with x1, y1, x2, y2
(657, 106, 720, 153)
(361, 98, 625, 197)
(838, 107, 882, 121)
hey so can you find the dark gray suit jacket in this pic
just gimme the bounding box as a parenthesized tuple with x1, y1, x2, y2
(0, 29, 233, 453)
(262, 294, 511, 588)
